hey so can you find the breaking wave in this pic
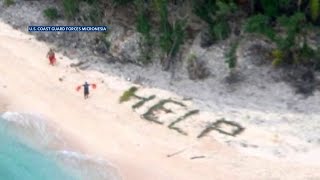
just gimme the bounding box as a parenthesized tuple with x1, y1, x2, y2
(0, 112, 122, 180)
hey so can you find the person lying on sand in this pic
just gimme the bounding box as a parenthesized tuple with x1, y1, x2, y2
(46, 48, 56, 66)
(76, 82, 97, 99)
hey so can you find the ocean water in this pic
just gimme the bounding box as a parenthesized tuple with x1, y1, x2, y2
(0, 112, 121, 180)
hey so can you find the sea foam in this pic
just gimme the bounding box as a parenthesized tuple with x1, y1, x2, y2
(0, 112, 122, 180)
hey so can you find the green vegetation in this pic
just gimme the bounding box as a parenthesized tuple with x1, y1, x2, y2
(4, 0, 14, 6)
(43, 8, 59, 21)
(245, 14, 275, 40)
(154, 0, 187, 70)
(245, 11, 317, 68)
(194, 0, 237, 42)
(225, 38, 240, 69)
(42, 0, 103, 21)
(42, 0, 319, 78)
(260, 0, 280, 17)
(135, 0, 153, 64)
(198, 118, 245, 138)
(135, 0, 151, 40)
(63, 0, 79, 20)
(168, 110, 199, 135)
(109, 0, 319, 72)
(119, 87, 157, 109)
(88, 3, 103, 25)
(112, 0, 134, 6)
(119, 86, 138, 103)
(142, 99, 186, 124)
(132, 95, 156, 109)
(238, 1, 319, 74)
(83, 0, 99, 4)
(310, 0, 319, 22)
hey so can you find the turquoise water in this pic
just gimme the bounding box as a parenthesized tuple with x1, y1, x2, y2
(0, 113, 120, 180)
(0, 119, 78, 180)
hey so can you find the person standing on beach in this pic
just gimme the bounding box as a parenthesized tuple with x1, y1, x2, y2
(46, 48, 56, 66)
(76, 82, 96, 99)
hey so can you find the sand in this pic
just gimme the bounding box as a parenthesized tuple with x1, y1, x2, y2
(1, 21, 320, 179)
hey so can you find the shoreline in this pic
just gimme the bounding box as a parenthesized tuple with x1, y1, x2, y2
(0, 112, 122, 180)
(1, 0, 320, 156)
(0, 21, 217, 179)
(2, 19, 320, 179)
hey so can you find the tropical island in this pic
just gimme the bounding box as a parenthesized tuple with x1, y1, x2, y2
(0, 0, 320, 179)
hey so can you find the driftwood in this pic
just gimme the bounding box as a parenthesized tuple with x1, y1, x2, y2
(167, 148, 188, 158)
(167, 143, 196, 158)
(190, 156, 206, 160)
(70, 60, 88, 68)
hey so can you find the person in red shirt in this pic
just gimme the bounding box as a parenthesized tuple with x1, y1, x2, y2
(46, 48, 56, 66)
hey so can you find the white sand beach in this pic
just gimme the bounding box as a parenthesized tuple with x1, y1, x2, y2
(1, 21, 320, 179)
